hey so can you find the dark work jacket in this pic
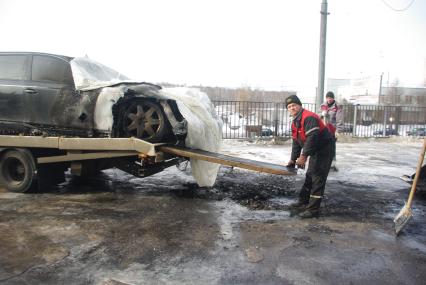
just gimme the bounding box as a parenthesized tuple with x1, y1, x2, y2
(291, 108, 333, 161)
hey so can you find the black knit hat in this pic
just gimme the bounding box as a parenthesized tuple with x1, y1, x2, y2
(285, 95, 302, 108)
(325, 91, 335, 99)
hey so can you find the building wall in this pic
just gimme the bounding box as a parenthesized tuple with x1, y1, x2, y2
(336, 75, 382, 105)
(327, 75, 426, 106)
(380, 87, 426, 106)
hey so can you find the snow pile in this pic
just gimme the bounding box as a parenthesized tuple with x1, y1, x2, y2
(160, 87, 223, 187)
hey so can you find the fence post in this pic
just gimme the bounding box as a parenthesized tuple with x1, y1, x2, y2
(383, 106, 387, 136)
(352, 105, 358, 137)
(274, 103, 279, 137)
(395, 106, 401, 135)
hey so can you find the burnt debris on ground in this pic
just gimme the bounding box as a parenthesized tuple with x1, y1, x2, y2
(171, 167, 296, 210)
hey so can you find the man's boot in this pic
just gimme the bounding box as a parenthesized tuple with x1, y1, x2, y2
(290, 185, 310, 207)
(298, 209, 320, 218)
(288, 191, 310, 216)
(288, 188, 310, 212)
(289, 182, 311, 215)
(297, 195, 322, 219)
(288, 200, 309, 216)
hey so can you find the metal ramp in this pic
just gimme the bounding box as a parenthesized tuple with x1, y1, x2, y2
(158, 145, 297, 176)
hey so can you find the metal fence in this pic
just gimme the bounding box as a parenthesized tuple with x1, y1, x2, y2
(213, 101, 426, 139)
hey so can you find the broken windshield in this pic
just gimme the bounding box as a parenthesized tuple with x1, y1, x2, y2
(70, 57, 130, 90)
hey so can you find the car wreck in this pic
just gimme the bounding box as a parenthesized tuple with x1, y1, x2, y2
(0, 52, 224, 189)
(0, 52, 189, 143)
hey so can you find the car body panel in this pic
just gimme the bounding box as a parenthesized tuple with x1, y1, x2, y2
(0, 82, 30, 122)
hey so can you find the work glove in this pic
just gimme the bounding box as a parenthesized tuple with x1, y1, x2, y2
(286, 160, 296, 168)
(296, 155, 307, 169)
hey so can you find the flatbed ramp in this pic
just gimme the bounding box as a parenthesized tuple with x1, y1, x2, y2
(158, 145, 297, 176)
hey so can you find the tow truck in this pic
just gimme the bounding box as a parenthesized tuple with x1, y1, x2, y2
(0, 135, 296, 193)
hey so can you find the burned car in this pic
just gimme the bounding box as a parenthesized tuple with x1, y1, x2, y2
(0, 52, 187, 143)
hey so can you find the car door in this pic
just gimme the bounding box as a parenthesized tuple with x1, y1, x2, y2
(0, 54, 31, 122)
(29, 54, 81, 127)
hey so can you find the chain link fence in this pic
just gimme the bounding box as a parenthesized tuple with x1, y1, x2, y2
(213, 101, 426, 139)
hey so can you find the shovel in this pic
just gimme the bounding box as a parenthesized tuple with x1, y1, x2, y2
(394, 138, 426, 235)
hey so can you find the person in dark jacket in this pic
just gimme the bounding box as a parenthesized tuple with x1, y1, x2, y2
(285, 95, 334, 218)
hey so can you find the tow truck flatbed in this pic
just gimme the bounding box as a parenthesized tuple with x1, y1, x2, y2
(0, 135, 295, 193)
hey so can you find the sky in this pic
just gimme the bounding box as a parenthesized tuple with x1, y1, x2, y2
(1, 0, 425, 101)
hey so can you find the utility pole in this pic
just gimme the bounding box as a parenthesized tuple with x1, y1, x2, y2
(316, 0, 328, 112)
(378, 73, 383, 104)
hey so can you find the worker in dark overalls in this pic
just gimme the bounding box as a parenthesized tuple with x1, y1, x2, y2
(286, 95, 334, 218)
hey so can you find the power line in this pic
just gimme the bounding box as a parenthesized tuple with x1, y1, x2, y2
(381, 0, 416, 12)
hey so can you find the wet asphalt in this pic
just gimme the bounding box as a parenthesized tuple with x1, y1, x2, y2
(1, 138, 426, 285)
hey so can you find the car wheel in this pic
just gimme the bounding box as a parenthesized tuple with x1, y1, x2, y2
(0, 149, 37, 193)
(121, 100, 168, 142)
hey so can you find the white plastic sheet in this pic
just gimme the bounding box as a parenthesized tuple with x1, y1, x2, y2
(160, 87, 223, 187)
(93, 87, 125, 131)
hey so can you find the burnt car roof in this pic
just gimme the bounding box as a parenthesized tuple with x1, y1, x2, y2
(0, 51, 73, 62)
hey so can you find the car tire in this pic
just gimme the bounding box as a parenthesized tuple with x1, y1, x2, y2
(120, 100, 168, 143)
(0, 149, 37, 193)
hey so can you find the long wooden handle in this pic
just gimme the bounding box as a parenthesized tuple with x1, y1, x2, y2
(407, 138, 426, 208)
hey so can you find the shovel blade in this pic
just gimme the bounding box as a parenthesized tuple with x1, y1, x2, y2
(394, 204, 413, 235)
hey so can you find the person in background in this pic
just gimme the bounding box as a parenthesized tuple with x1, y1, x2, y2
(286, 95, 334, 218)
(320, 91, 344, 171)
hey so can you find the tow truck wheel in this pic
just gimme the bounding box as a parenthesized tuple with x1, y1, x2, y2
(121, 100, 167, 143)
(0, 149, 37, 193)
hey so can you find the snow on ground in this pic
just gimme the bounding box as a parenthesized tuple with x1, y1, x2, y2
(218, 137, 423, 187)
